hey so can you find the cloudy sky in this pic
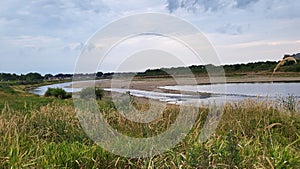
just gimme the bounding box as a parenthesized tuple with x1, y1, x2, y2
(0, 0, 300, 74)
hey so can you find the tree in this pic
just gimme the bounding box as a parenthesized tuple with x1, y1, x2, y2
(44, 74, 53, 80)
(25, 72, 43, 82)
(96, 72, 103, 78)
(0, 73, 19, 81)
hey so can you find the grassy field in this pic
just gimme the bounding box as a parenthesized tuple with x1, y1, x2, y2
(1, 82, 300, 168)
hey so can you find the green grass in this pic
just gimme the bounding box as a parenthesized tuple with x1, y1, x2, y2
(0, 83, 17, 95)
(1, 85, 300, 168)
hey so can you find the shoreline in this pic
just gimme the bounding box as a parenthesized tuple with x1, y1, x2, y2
(92, 75, 300, 92)
(62, 75, 300, 97)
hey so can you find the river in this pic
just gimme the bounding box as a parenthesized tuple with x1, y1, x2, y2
(30, 81, 300, 105)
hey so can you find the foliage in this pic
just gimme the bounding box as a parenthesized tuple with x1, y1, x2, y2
(0, 72, 44, 83)
(23, 72, 43, 82)
(44, 88, 71, 99)
(44, 73, 53, 80)
(80, 87, 104, 100)
(0, 60, 299, 82)
(277, 61, 300, 72)
(223, 61, 277, 73)
(96, 72, 103, 78)
(0, 72, 73, 83)
(277, 94, 299, 112)
(1, 81, 300, 168)
(0, 73, 19, 81)
(137, 61, 284, 77)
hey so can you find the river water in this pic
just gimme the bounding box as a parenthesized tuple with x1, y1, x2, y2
(30, 81, 300, 105)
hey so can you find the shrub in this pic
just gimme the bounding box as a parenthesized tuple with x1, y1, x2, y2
(80, 87, 104, 100)
(277, 94, 298, 112)
(44, 88, 71, 99)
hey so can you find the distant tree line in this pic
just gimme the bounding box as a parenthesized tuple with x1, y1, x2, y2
(0, 72, 44, 83)
(1, 60, 299, 83)
(223, 61, 278, 73)
(0, 71, 109, 83)
(137, 61, 299, 77)
(0, 72, 73, 84)
(73, 72, 113, 80)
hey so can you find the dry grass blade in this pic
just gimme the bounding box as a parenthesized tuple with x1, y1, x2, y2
(266, 157, 274, 169)
(265, 123, 282, 131)
(273, 57, 297, 73)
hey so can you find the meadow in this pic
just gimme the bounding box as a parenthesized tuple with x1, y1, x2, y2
(1, 82, 300, 168)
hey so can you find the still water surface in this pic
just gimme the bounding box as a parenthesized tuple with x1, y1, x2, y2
(31, 81, 300, 105)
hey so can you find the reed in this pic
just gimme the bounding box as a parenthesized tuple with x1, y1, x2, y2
(1, 96, 300, 168)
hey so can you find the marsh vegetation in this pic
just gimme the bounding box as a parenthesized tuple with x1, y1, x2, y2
(1, 83, 300, 168)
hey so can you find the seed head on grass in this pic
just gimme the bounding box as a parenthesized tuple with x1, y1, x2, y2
(273, 57, 297, 73)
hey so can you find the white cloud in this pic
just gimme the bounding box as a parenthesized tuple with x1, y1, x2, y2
(6, 35, 61, 48)
(166, 0, 259, 13)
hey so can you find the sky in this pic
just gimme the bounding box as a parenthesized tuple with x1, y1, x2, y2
(0, 0, 300, 74)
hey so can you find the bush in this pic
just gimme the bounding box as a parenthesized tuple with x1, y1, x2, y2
(44, 88, 71, 99)
(80, 87, 104, 100)
(277, 94, 298, 111)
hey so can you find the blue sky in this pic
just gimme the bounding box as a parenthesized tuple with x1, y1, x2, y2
(0, 0, 300, 74)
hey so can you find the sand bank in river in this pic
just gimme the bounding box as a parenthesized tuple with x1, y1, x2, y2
(71, 75, 300, 94)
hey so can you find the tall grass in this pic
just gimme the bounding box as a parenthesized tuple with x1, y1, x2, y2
(1, 97, 300, 168)
(273, 57, 297, 74)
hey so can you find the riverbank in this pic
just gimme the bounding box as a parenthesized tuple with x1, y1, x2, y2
(58, 74, 298, 105)
(70, 74, 300, 93)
